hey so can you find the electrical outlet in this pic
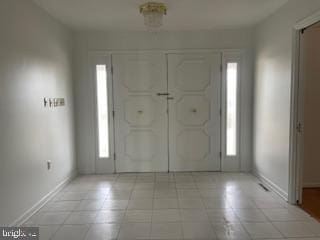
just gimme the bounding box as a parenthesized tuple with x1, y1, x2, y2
(47, 160, 52, 170)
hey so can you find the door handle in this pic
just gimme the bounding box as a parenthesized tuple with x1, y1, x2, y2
(157, 93, 170, 96)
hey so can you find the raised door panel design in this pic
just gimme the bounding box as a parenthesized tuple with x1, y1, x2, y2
(122, 60, 160, 92)
(177, 95, 210, 126)
(176, 59, 211, 91)
(168, 53, 221, 171)
(124, 96, 157, 127)
(176, 130, 210, 161)
(125, 130, 158, 161)
(113, 53, 168, 172)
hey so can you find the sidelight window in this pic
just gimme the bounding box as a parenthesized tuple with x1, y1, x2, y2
(226, 62, 238, 156)
(96, 65, 109, 158)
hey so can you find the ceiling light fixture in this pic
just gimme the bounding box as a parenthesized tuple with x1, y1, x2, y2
(139, 2, 167, 32)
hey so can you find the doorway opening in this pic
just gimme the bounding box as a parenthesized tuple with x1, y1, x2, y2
(296, 21, 320, 220)
(289, 10, 320, 222)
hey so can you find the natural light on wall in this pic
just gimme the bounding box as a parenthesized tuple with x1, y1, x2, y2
(96, 65, 109, 158)
(226, 62, 238, 156)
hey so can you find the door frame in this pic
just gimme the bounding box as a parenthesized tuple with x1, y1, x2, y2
(89, 49, 245, 173)
(288, 10, 320, 204)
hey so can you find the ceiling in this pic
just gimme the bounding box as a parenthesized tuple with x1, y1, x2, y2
(34, 0, 288, 31)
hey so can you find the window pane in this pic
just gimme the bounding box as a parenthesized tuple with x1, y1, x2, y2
(226, 62, 238, 156)
(96, 65, 109, 158)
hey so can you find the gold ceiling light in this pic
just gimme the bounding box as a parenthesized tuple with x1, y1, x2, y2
(139, 2, 167, 32)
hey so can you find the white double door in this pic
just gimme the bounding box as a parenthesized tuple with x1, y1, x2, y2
(113, 52, 221, 172)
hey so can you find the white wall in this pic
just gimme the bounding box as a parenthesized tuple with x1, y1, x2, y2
(253, 0, 320, 199)
(74, 29, 254, 174)
(0, 0, 76, 225)
(302, 24, 320, 188)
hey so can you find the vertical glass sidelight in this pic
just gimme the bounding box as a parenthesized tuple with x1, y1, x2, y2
(226, 62, 238, 156)
(96, 65, 109, 158)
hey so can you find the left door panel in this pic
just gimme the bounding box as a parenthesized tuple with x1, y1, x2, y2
(113, 53, 168, 172)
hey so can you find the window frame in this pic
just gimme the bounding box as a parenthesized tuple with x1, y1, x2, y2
(90, 53, 115, 173)
(221, 53, 241, 171)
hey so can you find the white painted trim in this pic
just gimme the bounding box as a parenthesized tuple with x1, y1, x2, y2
(303, 183, 320, 188)
(88, 49, 245, 55)
(253, 169, 288, 201)
(294, 9, 320, 30)
(289, 10, 320, 205)
(288, 29, 302, 205)
(11, 172, 77, 227)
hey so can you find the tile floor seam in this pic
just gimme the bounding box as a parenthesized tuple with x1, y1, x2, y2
(236, 214, 255, 240)
(47, 224, 64, 240)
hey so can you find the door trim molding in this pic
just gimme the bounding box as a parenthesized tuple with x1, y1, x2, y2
(294, 9, 320, 30)
(88, 49, 245, 55)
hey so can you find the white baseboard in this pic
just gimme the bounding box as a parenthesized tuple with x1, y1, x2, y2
(11, 171, 77, 227)
(303, 182, 320, 188)
(252, 169, 288, 201)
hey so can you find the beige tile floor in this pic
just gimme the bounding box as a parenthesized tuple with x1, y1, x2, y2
(22, 172, 320, 240)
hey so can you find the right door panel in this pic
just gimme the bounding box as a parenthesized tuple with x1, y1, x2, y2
(168, 53, 221, 171)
